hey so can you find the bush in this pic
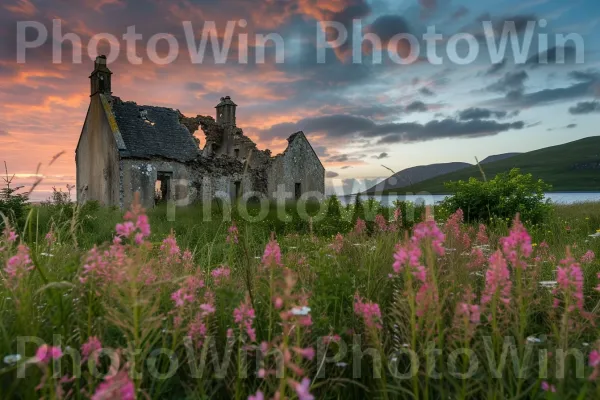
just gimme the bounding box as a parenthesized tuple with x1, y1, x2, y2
(0, 163, 29, 228)
(438, 168, 552, 223)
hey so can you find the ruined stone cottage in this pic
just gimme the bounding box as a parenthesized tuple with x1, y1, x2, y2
(76, 56, 325, 209)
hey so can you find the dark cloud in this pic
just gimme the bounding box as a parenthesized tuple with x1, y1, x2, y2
(419, 87, 435, 96)
(341, 166, 352, 169)
(0, 129, 10, 137)
(485, 59, 507, 75)
(566, 124, 577, 129)
(526, 46, 580, 66)
(258, 112, 525, 144)
(367, 15, 412, 44)
(326, 171, 340, 178)
(569, 101, 600, 115)
(405, 101, 428, 113)
(327, 154, 350, 163)
(458, 108, 508, 120)
(373, 152, 389, 159)
(487, 69, 599, 109)
(486, 71, 529, 94)
(375, 119, 525, 144)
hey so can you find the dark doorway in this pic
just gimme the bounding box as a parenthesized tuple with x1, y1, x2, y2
(234, 181, 241, 199)
(155, 172, 172, 205)
(234, 148, 240, 158)
(295, 182, 302, 200)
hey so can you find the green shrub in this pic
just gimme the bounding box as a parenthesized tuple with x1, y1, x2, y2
(438, 168, 552, 223)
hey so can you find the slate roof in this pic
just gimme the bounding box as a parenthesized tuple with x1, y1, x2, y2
(111, 99, 199, 162)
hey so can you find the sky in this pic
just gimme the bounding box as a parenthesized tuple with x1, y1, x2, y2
(1, 0, 599, 200)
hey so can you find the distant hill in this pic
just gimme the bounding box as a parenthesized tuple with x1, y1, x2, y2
(365, 152, 521, 194)
(387, 137, 600, 193)
(480, 153, 521, 164)
(365, 162, 470, 193)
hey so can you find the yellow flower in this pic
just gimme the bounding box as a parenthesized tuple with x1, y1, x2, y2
(532, 243, 538, 247)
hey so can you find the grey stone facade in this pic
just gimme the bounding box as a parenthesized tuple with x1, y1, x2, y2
(76, 57, 325, 209)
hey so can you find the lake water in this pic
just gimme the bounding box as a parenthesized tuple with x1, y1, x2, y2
(339, 192, 600, 206)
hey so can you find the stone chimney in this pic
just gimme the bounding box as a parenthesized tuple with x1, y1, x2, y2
(89, 55, 113, 96)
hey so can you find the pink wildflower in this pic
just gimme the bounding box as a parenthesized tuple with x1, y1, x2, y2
(481, 251, 512, 307)
(412, 220, 445, 256)
(554, 254, 584, 312)
(374, 214, 388, 232)
(468, 247, 486, 269)
(353, 218, 367, 235)
(392, 241, 422, 276)
(500, 215, 532, 269)
(248, 391, 264, 400)
(294, 378, 314, 400)
(354, 294, 383, 329)
(589, 349, 600, 380)
(581, 250, 595, 264)
(292, 347, 315, 360)
(541, 381, 556, 392)
(81, 336, 102, 364)
(160, 232, 181, 263)
(457, 302, 481, 324)
(262, 237, 282, 267)
(35, 344, 62, 364)
(476, 224, 489, 244)
(234, 298, 256, 342)
(211, 266, 231, 284)
(226, 222, 239, 244)
(444, 209, 464, 242)
(6, 230, 18, 243)
(4, 244, 34, 284)
(91, 370, 135, 400)
(329, 233, 344, 254)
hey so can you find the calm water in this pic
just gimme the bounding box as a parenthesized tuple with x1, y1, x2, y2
(339, 192, 600, 206)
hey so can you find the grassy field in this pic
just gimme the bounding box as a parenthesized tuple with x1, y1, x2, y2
(384, 136, 600, 193)
(2, 198, 600, 399)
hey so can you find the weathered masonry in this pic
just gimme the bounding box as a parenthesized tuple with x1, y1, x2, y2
(76, 56, 325, 209)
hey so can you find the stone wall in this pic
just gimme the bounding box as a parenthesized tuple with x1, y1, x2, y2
(120, 159, 191, 209)
(76, 95, 121, 206)
(267, 133, 325, 202)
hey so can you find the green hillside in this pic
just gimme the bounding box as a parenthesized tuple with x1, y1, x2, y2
(385, 136, 600, 194)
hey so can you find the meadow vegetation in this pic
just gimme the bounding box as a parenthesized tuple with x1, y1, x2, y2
(2, 177, 600, 399)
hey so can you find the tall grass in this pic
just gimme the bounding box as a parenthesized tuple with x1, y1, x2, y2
(1, 199, 600, 399)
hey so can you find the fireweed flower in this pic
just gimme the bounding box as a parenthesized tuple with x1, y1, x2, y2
(375, 214, 388, 232)
(45, 229, 56, 247)
(444, 209, 464, 242)
(233, 297, 256, 342)
(4, 244, 34, 284)
(211, 265, 231, 284)
(353, 218, 367, 235)
(476, 224, 489, 244)
(293, 377, 314, 400)
(329, 233, 344, 254)
(91, 370, 135, 400)
(581, 250, 595, 264)
(468, 247, 486, 269)
(262, 237, 282, 267)
(392, 241, 422, 276)
(540, 381, 556, 392)
(226, 222, 239, 244)
(81, 337, 102, 364)
(160, 232, 181, 264)
(354, 294, 382, 329)
(589, 349, 600, 380)
(35, 344, 62, 364)
(481, 251, 512, 307)
(248, 391, 264, 400)
(553, 255, 584, 312)
(500, 216, 532, 269)
(412, 221, 445, 256)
